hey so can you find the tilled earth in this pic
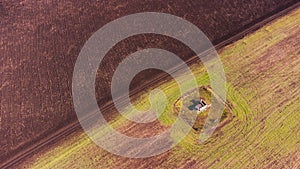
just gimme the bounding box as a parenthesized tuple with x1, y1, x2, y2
(10, 6, 300, 168)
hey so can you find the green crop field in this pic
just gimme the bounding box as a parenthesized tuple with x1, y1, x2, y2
(17, 7, 300, 169)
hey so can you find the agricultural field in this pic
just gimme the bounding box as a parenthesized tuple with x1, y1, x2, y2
(14, 6, 300, 169)
(1, 0, 298, 161)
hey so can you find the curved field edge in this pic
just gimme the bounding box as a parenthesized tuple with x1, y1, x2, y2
(17, 6, 300, 169)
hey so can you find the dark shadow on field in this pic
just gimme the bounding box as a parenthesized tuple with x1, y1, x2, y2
(188, 99, 200, 110)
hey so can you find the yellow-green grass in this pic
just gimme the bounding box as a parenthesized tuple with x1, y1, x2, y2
(18, 7, 300, 169)
(173, 86, 231, 131)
